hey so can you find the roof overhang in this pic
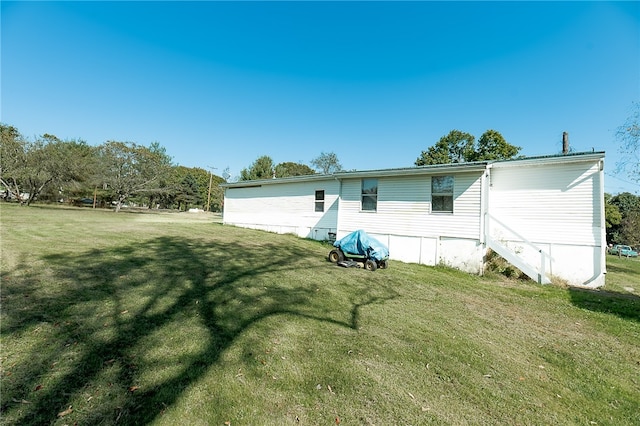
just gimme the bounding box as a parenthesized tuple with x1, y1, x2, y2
(489, 151, 605, 169)
(220, 152, 606, 189)
(333, 162, 489, 179)
(221, 162, 489, 189)
(220, 173, 333, 188)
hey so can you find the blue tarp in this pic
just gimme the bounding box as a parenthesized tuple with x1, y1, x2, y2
(333, 230, 389, 262)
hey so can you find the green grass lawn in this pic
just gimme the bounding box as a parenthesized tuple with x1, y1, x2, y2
(1, 203, 639, 425)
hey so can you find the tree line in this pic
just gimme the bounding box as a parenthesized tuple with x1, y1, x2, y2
(239, 152, 343, 181)
(0, 124, 225, 212)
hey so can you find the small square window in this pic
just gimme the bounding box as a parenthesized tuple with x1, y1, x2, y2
(315, 190, 325, 212)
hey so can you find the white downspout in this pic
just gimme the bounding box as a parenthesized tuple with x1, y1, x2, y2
(334, 175, 342, 238)
(599, 159, 607, 280)
(479, 165, 491, 275)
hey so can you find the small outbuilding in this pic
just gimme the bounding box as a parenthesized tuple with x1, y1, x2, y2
(222, 152, 606, 288)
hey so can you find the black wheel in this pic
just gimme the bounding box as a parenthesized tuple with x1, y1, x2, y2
(379, 259, 389, 269)
(364, 259, 377, 271)
(328, 249, 344, 263)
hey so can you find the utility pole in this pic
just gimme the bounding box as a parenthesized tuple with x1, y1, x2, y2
(206, 166, 217, 212)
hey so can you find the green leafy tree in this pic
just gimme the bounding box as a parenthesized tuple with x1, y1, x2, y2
(175, 174, 202, 211)
(187, 167, 225, 211)
(0, 125, 94, 205)
(97, 141, 172, 212)
(162, 166, 224, 211)
(274, 162, 316, 178)
(142, 142, 173, 209)
(608, 192, 640, 246)
(618, 211, 640, 248)
(416, 129, 520, 166)
(156, 165, 190, 209)
(604, 193, 622, 230)
(240, 155, 275, 181)
(615, 101, 639, 184)
(474, 130, 521, 161)
(415, 130, 475, 165)
(42, 137, 96, 204)
(311, 152, 343, 174)
(0, 124, 28, 203)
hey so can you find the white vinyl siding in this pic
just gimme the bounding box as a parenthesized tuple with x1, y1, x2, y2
(489, 161, 602, 246)
(338, 172, 483, 239)
(223, 179, 339, 240)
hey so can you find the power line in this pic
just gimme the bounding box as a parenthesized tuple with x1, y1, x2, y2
(604, 172, 639, 188)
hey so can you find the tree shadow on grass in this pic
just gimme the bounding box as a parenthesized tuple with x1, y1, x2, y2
(568, 287, 640, 322)
(605, 260, 640, 276)
(1, 235, 398, 425)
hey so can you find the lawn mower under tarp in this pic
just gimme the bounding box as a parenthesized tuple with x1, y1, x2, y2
(328, 229, 389, 271)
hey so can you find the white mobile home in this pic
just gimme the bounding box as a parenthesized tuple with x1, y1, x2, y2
(222, 152, 606, 288)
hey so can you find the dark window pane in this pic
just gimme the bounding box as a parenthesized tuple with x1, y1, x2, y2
(362, 195, 377, 211)
(432, 176, 453, 194)
(315, 201, 324, 212)
(362, 178, 378, 195)
(432, 195, 453, 212)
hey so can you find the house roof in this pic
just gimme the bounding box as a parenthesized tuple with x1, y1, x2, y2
(221, 151, 605, 188)
(490, 151, 605, 168)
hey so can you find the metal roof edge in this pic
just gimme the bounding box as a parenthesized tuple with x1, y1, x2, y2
(490, 151, 605, 168)
(333, 162, 489, 178)
(220, 173, 333, 188)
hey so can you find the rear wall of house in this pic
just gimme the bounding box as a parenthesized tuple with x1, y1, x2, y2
(337, 171, 485, 273)
(223, 179, 340, 241)
(488, 159, 605, 287)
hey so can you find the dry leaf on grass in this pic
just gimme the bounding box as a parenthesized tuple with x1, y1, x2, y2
(57, 406, 73, 417)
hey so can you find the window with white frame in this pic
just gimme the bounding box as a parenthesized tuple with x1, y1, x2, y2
(315, 190, 325, 212)
(361, 178, 378, 211)
(431, 175, 454, 213)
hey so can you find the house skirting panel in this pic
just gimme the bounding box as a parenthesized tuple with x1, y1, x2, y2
(225, 222, 335, 241)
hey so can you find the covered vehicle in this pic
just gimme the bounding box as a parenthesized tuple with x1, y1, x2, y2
(328, 229, 389, 271)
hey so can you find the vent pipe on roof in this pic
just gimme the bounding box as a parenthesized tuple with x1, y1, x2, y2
(562, 132, 569, 154)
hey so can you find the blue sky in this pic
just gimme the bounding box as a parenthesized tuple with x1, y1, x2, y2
(2, 1, 639, 193)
